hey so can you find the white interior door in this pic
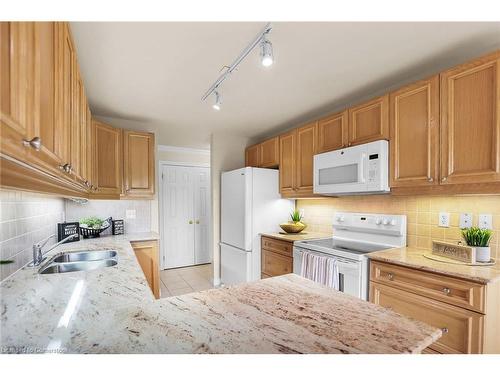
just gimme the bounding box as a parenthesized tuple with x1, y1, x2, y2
(161, 164, 211, 269)
(162, 165, 195, 269)
(193, 167, 211, 264)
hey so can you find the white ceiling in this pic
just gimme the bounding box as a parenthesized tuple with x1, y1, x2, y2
(70, 22, 500, 149)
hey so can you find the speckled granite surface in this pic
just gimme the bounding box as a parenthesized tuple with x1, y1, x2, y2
(1, 234, 441, 354)
(260, 232, 329, 242)
(368, 247, 500, 284)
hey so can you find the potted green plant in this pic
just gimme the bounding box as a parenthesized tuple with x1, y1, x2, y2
(461, 227, 493, 262)
(280, 210, 307, 234)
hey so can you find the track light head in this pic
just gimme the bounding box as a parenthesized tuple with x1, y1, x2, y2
(260, 37, 274, 67)
(212, 91, 221, 111)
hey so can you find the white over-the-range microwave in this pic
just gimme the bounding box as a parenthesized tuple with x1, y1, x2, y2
(313, 140, 389, 195)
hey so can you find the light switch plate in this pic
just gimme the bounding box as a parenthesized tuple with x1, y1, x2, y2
(438, 212, 450, 227)
(459, 213, 473, 229)
(478, 214, 492, 230)
(126, 209, 136, 219)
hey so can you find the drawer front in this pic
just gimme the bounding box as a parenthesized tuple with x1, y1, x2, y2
(262, 249, 293, 277)
(370, 282, 484, 354)
(261, 236, 293, 257)
(370, 261, 485, 313)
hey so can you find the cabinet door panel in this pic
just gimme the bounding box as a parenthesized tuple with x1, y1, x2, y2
(370, 282, 483, 354)
(132, 240, 159, 299)
(0, 22, 34, 161)
(440, 52, 500, 184)
(390, 76, 439, 187)
(348, 95, 389, 146)
(92, 120, 122, 196)
(260, 136, 279, 168)
(295, 122, 316, 195)
(245, 144, 260, 167)
(261, 249, 292, 277)
(123, 130, 155, 197)
(316, 111, 348, 153)
(279, 130, 296, 196)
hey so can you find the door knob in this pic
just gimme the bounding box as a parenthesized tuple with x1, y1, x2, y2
(195, 220, 200, 224)
(189, 220, 193, 224)
(23, 137, 42, 151)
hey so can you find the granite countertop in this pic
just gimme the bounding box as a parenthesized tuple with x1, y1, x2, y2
(368, 247, 500, 284)
(1, 234, 441, 354)
(260, 232, 329, 242)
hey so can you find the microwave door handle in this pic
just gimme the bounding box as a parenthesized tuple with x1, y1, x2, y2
(359, 153, 366, 183)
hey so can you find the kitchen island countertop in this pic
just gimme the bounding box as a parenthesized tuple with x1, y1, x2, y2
(1, 234, 441, 354)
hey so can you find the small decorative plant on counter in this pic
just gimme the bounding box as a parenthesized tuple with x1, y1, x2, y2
(280, 210, 307, 234)
(79, 216, 111, 238)
(461, 227, 493, 262)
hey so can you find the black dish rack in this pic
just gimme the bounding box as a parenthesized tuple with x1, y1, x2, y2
(79, 217, 112, 238)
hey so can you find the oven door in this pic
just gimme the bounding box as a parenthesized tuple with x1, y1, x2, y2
(313, 147, 367, 195)
(293, 247, 363, 299)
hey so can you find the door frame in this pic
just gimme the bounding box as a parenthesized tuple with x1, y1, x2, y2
(158, 161, 211, 270)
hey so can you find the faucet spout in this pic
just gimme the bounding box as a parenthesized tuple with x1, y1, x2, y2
(29, 233, 79, 267)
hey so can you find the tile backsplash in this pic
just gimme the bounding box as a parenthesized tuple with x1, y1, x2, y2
(297, 195, 500, 259)
(0, 190, 64, 281)
(65, 199, 151, 235)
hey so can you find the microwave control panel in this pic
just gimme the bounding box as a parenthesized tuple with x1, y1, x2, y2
(367, 153, 380, 184)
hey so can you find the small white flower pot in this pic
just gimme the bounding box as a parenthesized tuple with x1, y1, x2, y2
(475, 246, 491, 262)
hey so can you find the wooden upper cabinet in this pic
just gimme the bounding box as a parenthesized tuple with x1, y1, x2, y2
(279, 130, 296, 196)
(390, 76, 440, 187)
(316, 110, 348, 153)
(0, 22, 35, 161)
(348, 95, 389, 146)
(259, 136, 279, 168)
(123, 130, 155, 198)
(440, 51, 500, 185)
(245, 144, 260, 167)
(295, 122, 317, 195)
(92, 120, 123, 196)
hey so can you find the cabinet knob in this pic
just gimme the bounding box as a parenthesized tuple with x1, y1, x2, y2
(442, 177, 447, 182)
(60, 163, 72, 173)
(442, 287, 451, 295)
(23, 137, 42, 151)
(387, 273, 394, 281)
(428, 177, 434, 182)
(441, 327, 449, 334)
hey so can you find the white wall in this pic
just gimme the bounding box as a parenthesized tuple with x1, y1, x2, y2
(210, 132, 251, 285)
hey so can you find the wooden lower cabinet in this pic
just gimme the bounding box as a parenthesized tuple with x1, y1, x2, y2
(369, 260, 500, 354)
(261, 236, 293, 277)
(131, 240, 160, 299)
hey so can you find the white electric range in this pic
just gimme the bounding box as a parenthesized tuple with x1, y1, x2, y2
(293, 212, 406, 300)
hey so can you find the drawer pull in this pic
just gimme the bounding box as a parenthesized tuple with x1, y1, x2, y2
(442, 287, 451, 295)
(387, 273, 394, 281)
(441, 327, 449, 334)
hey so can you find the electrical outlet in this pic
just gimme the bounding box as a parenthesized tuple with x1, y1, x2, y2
(438, 212, 450, 227)
(126, 209, 136, 219)
(459, 213, 473, 229)
(478, 214, 492, 230)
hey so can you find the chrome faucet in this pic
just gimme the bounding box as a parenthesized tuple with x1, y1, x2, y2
(29, 233, 78, 267)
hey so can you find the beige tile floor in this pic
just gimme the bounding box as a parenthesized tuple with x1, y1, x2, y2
(160, 263, 214, 298)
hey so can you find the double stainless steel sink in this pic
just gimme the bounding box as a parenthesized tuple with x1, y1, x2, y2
(39, 249, 118, 274)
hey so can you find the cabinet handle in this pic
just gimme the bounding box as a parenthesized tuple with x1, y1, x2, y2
(23, 137, 42, 151)
(428, 177, 434, 182)
(442, 287, 451, 295)
(387, 273, 394, 281)
(441, 327, 449, 334)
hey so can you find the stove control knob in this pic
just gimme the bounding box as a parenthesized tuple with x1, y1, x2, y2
(375, 218, 382, 225)
(390, 219, 396, 226)
(382, 219, 389, 225)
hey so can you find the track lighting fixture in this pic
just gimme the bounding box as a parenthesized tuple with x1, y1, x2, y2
(260, 37, 274, 67)
(202, 23, 274, 110)
(212, 91, 221, 111)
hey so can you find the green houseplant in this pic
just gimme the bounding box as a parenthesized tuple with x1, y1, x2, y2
(461, 227, 493, 262)
(280, 210, 307, 234)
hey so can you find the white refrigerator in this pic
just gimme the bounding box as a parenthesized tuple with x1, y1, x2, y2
(220, 167, 293, 285)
